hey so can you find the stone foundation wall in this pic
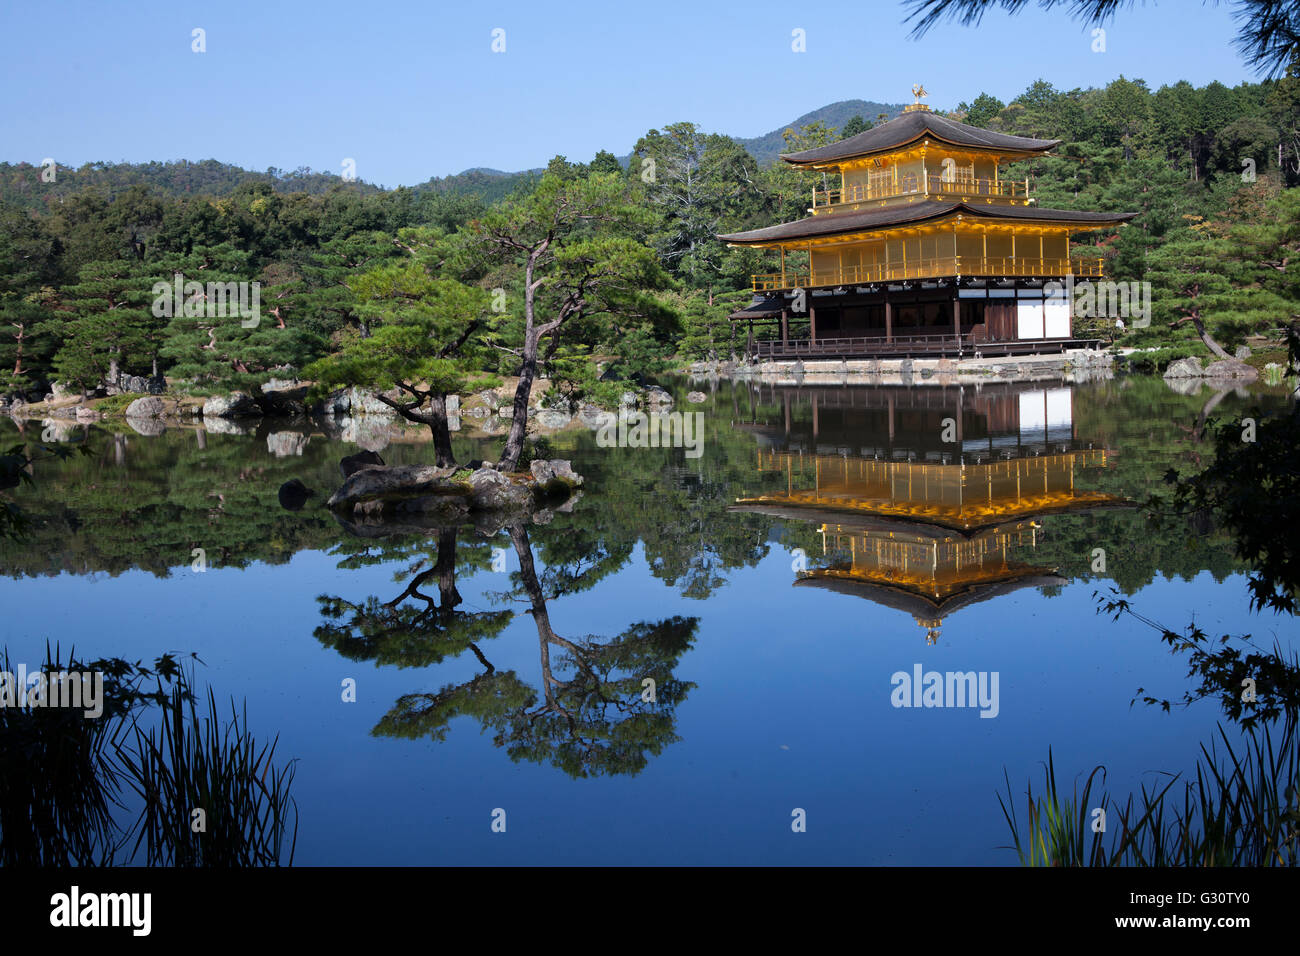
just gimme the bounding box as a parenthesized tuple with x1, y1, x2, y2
(687, 350, 1113, 386)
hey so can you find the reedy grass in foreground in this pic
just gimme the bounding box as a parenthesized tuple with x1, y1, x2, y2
(0, 647, 297, 866)
(120, 682, 298, 866)
(1000, 718, 1300, 866)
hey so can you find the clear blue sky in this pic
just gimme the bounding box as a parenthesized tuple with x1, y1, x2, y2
(0, 0, 1258, 187)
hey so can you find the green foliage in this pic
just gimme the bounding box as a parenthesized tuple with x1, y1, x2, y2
(544, 344, 627, 409)
(50, 259, 158, 391)
(840, 114, 870, 138)
(675, 289, 748, 360)
(459, 169, 674, 467)
(957, 92, 1005, 128)
(1156, 349, 1300, 614)
(632, 123, 768, 287)
(306, 266, 489, 400)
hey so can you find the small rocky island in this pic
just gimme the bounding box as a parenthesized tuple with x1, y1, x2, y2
(295, 453, 585, 531)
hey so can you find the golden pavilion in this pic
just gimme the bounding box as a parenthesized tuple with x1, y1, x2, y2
(719, 91, 1137, 359)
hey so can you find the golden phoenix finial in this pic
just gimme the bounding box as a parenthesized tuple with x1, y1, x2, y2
(912, 84, 928, 105)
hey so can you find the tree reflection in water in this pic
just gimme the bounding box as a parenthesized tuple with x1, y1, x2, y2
(315, 521, 697, 778)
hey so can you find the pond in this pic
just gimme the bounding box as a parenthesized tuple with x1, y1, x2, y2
(2, 375, 1295, 864)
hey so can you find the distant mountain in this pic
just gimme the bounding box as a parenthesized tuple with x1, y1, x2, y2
(410, 167, 543, 204)
(734, 99, 908, 165)
(0, 159, 384, 211)
(0, 100, 912, 209)
(429, 99, 909, 194)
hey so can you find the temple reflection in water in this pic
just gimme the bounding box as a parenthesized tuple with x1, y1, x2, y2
(730, 383, 1124, 642)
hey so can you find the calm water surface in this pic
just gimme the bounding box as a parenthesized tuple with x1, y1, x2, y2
(2, 376, 1295, 864)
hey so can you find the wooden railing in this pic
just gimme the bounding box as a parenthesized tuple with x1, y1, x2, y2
(752, 256, 1104, 292)
(812, 172, 1030, 209)
(753, 333, 962, 358)
(749, 333, 1102, 359)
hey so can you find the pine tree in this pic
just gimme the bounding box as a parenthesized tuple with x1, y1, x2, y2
(304, 255, 491, 467)
(49, 259, 157, 394)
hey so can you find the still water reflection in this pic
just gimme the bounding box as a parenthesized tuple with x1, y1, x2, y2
(1, 376, 1295, 863)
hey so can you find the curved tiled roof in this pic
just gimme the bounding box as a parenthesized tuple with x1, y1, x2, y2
(781, 110, 1061, 166)
(728, 297, 788, 319)
(718, 201, 1138, 245)
(792, 571, 1068, 619)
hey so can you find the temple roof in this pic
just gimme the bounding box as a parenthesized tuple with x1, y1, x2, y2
(730, 485, 1127, 533)
(718, 200, 1138, 246)
(728, 297, 788, 320)
(793, 571, 1067, 620)
(780, 110, 1061, 166)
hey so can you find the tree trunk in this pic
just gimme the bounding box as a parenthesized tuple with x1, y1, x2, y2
(425, 394, 456, 468)
(1191, 316, 1233, 360)
(499, 246, 547, 474)
(508, 524, 561, 704)
(1170, 312, 1232, 361)
(498, 335, 536, 474)
(434, 527, 462, 610)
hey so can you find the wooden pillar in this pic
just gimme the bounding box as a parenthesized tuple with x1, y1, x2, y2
(809, 305, 817, 346)
(953, 292, 961, 342)
(747, 319, 754, 359)
(885, 298, 893, 344)
(780, 309, 788, 347)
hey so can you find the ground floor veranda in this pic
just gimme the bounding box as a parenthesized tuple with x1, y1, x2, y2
(732, 277, 1100, 360)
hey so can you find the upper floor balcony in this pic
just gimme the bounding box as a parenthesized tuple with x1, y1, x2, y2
(812, 172, 1030, 211)
(751, 255, 1104, 292)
